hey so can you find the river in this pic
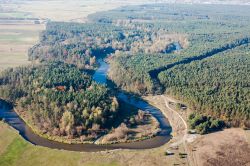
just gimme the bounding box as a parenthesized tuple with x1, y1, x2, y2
(0, 59, 172, 152)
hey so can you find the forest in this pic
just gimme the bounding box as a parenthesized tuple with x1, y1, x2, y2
(28, 21, 186, 69)
(2, 4, 249, 134)
(90, 4, 250, 128)
(0, 62, 119, 141)
(159, 45, 250, 128)
(101, 5, 250, 95)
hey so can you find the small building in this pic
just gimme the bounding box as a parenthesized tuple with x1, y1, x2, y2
(165, 150, 174, 156)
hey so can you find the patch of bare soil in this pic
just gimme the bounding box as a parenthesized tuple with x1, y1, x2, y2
(190, 128, 250, 166)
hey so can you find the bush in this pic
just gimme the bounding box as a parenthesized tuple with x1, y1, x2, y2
(188, 113, 225, 134)
(196, 121, 209, 134)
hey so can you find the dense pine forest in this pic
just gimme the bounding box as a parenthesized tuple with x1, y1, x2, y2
(159, 45, 250, 128)
(0, 62, 119, 141)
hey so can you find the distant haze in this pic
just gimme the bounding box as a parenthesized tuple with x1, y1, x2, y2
(152, 0, 250, 5)
(1, 0, 250, 5)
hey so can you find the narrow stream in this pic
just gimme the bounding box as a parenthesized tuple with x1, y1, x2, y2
(0, 59, 172, 152)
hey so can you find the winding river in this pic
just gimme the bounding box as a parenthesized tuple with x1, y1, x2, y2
(1, 37, 248, 151)
(0, 60, 172, 152)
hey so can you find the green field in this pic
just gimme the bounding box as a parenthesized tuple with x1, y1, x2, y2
(0, 122, 114, 166)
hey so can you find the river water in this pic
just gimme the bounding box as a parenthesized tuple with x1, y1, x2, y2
(0, 60, 172, 152)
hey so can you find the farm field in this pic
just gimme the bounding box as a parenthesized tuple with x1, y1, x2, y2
(0, 22, 44, 71)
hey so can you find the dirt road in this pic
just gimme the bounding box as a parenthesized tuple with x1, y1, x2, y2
(144, 95, 197, 166)
(153, 95, 250, 166)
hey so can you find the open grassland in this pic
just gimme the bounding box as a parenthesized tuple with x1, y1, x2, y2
(0, 23, 44, 71)
(0, 123, 18, 155)
(189, 128, 250, 166)
(1, 0, 158, 22)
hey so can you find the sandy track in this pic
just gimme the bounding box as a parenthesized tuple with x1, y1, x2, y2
(144, 95, 196, 166)
(161, 95, 188, 146)
(154, 95, 250, 166)
(161, 95, 196, 166)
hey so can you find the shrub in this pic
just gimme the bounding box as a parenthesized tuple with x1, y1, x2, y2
(188, 113, 225, 134)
